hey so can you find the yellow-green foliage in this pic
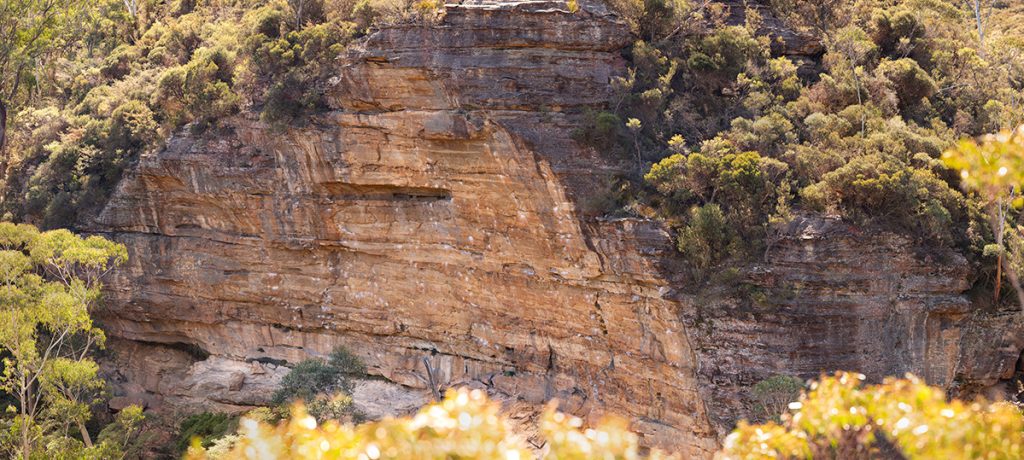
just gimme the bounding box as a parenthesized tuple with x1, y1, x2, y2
(187, 388, 677, 460)
(189, 375, 1024, 460)
(941, 125, 1024, 305)
(0, 222, 129, 458)
(942, 126, 1024, 204)
(616, 0, 1024, 283)
(718, 372, 1024, 460)
(2, 0, 458, 227)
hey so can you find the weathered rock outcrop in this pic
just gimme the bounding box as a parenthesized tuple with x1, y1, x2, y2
(92, 1, 717, 456)
(682, 215, 974, 430)
(87, 0, 1014, 456)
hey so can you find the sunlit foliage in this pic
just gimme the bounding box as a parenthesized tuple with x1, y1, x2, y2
(942, 125, 1024, 306)
(719, 372, 1024, 460)
(580, 0, 1024, 287)
(188, 375, 1024, 460)
(187, 388, 678, 460)
(0, 222, 128, 458)
(943, 126, 1024, 201)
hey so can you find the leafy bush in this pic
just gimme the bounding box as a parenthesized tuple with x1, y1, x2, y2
(686, 26, 766, 86)
(676, 203, 736, 282)
(722, 372, 1024, 459)
(646, 146, 790, 280)
(802, 154, 965, 244)
(272, 360, 343, 405)
(243, 7, 354, 125)
(187, 388, 679, 460)
(875, 58, 937, 109)
(177, 412, 238, 453)
(180, 47, 241, 129)
(573, 110, 627, 154)
(271, 346, 366, 422)
(751, 375, 805, 422)
(273, 346, 366, 403)
(100, 44, 141, 80)
(109, 100, 159, 151)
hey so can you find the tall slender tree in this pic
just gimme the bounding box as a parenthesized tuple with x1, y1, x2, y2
(0, 222, 127, 458)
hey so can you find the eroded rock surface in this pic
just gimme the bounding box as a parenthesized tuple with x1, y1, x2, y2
(88, 0, 1010, 456)
(91, 1, 717, 456)
(682, 215, 975, 431)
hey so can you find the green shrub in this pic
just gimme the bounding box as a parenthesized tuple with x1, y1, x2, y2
(288, 0, 327, 27)
(243, 12, 353, 125)
(573, 110, 627, 154)
(724, 113, 796, 160)
(177, 412, 238, 453)
(272, 346, 366, 406)
(352, 0, 378, 33)
(154, 66, 188, 124)
(270, 346, 366, 423)
(676, 203, 736, 282)
(801, 154, 964, 243)
(261, 74, 309, 124)
(251, 5, 285, 38)
(645, 151, 718, 204)
(875, 58, 937, 108)
(686, 26, 765, 85)
(327, 345, 368, 377)
(182, 47, 240, 128)
(100, 44, 140, 80)
(751, 375, 805, 422)
(109, 100, 159, 152)
(869, 8, 923, 55)
(150, 13, 203, 65)
(272, 359, 341, 406)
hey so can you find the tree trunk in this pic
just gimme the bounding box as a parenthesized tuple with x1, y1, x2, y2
(970, 0, 988, 54)
(20, 382, 30, 460)
(79, 421, 93, 448)
(0, 98, 7, 156)
(996, 252, 1002, 303)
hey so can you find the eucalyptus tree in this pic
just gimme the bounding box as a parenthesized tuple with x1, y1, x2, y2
(0, 222, 127, 458)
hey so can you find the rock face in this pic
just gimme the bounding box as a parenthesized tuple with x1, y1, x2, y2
(91, 1, 717, 456)
(682, 215, 975, 431)
(87, 0, 1011, 456)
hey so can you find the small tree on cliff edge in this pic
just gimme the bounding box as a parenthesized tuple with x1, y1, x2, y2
(943, 126, 1024, 308)
(0, 222, 127, 458)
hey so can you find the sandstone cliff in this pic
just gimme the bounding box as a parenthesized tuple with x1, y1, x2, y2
(86, 0, 1020, 456)
(92, 1, 718, 456)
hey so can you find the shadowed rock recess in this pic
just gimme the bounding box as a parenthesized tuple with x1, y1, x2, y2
(85, 0, 1015, 456)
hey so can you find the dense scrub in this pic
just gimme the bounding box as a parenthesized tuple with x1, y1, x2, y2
(591, 0, 1024, 286)
(0, 0, 441, 229)
(724, 372, 1024, 459)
